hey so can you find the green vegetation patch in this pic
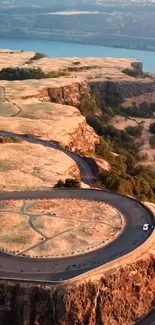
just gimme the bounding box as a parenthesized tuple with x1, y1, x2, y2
(54, 178, 81, 189)
(73, 61, 81, 65)
(77, 83, 155, 202)
(94, 137, 155, 202)
(125, 124, 144, 138)
(26, 52, 48, 64)
(124, 103, 155, 118)
(0, 67, 65, 81)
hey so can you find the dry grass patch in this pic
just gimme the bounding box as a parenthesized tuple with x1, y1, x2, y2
(24, 198, 124, 257)
(0, 142, 78, 191)
(0, 103, 19, 117)
(0, 200, 23, 210)
(0, 213, 40, 252)
(0, 198, 124, 257)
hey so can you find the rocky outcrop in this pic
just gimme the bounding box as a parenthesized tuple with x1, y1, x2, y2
(0, 53, 155, 111)
(90, 79, 155, 102)
(47, 78, 155, 107)
(48, 81, 90, 107)
(131, 61, 143, 73)
(0, 256, 155, 325)
(68, 120, 98, 152)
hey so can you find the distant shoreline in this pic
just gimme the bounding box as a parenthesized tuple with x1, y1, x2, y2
(0, 34, 155, 54)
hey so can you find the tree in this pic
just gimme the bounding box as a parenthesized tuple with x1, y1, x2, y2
(125, 124, 143, 138)
(64, 178, 81, 188)
(95, 138, 114, 163)
(53, 179, 64, 188)
(118, 179, 133, 196)
(132, 176, 154, 200)
(54, 178, 81, 189)
(102, 168, 121, 192)
(0, 67, 62, 80)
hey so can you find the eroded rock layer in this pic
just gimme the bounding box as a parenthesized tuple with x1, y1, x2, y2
(0, 256, 155, 325)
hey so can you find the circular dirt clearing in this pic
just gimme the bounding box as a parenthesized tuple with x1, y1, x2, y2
(0, 198, 124, 257)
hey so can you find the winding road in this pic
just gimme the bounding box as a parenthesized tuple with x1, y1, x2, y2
(0, 188, 154, 282)
(0, 131, 155, 324)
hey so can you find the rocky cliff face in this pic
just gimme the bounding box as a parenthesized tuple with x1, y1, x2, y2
(0, 256, 155, 325)
(90, 79, 155, 102)
(48, 81, 90, 107)
(68, 120, 98, 152)
(1, 52, 155, 112)
(45, 64, 155, 109)
(47, 78, 155, 108)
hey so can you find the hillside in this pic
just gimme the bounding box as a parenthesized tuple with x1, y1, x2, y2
(1, 50, 155, 200)
(1, 50, 155, 324)
(0, 1, 155, 50)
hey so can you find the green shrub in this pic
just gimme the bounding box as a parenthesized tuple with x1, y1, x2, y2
(27, 52, 48, 64)
(48, 71, 64, 78)
(95, 138, 114, 163)
(99, 125, 140, 157)
(125, 124, 143, 138)
(0, 67, 63, 80)
(124, 104, 153, 118)
(54, 178, 81, 189)
(53, 180, 64, 188)
(64, 178, 81, 188)
(31, 52, 47, 61)
(73, 61, 81, 65)
(149, 122, 155, 134)
(118, 179, 134, 196)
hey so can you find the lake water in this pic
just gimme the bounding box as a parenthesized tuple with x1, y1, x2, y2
(0, 37, 155, 72)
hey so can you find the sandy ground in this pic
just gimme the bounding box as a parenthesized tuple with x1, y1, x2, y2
(0, 101, 85, 144)
(0, 142, 79, 191)
(0, 53, 145, 191)
(0, 74, 98, 190)
(0, 198, 124, 257)
(0, 212, 41, 252)
(112, 115, 155, 166)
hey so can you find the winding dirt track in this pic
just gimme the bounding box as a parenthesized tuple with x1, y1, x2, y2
(0, 130, 154, 285)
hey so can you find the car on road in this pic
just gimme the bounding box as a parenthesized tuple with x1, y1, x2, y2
(143, 224, 154, 231)
(143, 224, 149, 231)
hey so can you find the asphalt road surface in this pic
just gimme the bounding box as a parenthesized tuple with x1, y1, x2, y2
(137, 311, 155, 325)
